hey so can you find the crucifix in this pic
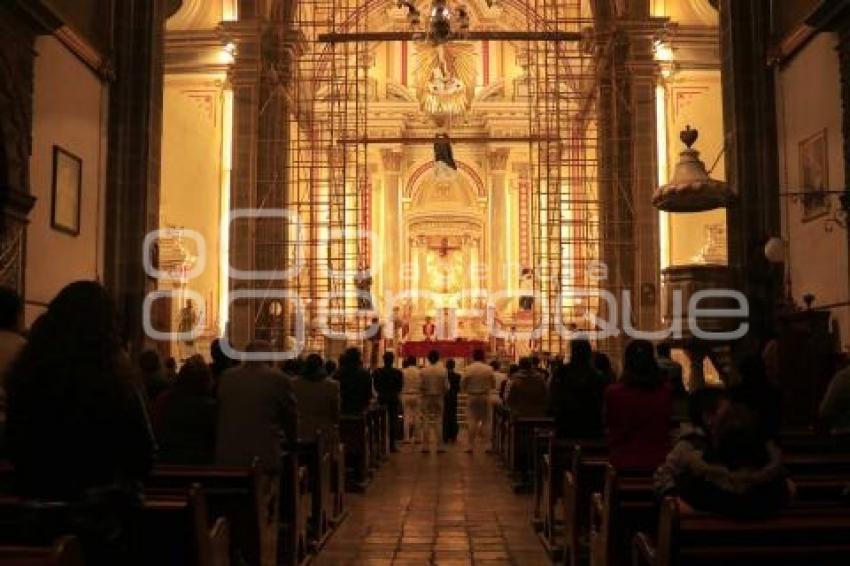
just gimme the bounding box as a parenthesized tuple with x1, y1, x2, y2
(436, 237, 461, 293)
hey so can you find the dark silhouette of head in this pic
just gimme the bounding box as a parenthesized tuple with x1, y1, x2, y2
(176, 355, 212, 395)
(342, 347, 362, 368)
(446, 359, 456, 371)
(7, 281, 131, 412)
(383, 351, 395, 367)
(472, 349, 485, 362)
(303, 353, 326, 380)
(427, 350, 440, 365)
(519, 357, 533, 371)
(490, 360, 501, 371)
(569, 338, 592, 366)
(622, 339, 661, 390)
(138, 349, 162, 376)
(403, 356, 417, 368)
(656, 342, 672, 358)
(0, 286, 22, 332)
(324, 359, 338, 375)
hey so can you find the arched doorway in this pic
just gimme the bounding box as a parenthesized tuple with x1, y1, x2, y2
(405, 168, 487, 339)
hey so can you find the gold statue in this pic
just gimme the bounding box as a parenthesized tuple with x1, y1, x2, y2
(415, 42, 477, 118)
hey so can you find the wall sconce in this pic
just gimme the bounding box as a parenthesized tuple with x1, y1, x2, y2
(779, 188, 850, 232)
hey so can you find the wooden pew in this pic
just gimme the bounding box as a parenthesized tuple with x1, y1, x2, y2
(146, 462, 261, 566)
(0, 536, 83, 566)
(785, 452, 850, 476)
(328, 429, 348, 526)
(0, 485, 227, 566)
(589, 466, 656, 566)
(492, 404, 511, 464)
(552, 445, 609, 566)
(591, 461, 850, 566)
(339, 414, 371, 492)
(535, 437, 606, 543)
(507, 417, 553, 492)
(633, 497, 850, 566)
(293, 433, 333, 549)
(279, 451, 310, 566)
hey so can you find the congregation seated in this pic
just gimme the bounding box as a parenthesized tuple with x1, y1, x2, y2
(655, 400, 791, 518)
(207, 338, 234, 397)
(151, 355, 216, 465)
(334, 348, 373, 415)
(215, 339, 297, 472)
(592, 350, 616, 384)
(138, 349, 169, 406)
(290, 353, 341, 443)
(4, 281, 155, 564)
(506, 356, 548, 418)
(657, 343, 688, 423)
(548, 337, 607, 439)
(605, 340, 672, 472)
(730, 354, 783, 442)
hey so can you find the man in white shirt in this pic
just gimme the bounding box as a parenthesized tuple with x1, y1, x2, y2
(419, 350, 448, 453)
(401, 356, 422, 443)
(461, 349, 495, 453)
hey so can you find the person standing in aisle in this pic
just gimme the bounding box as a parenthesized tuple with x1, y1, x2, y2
(419, 350, 448, 454)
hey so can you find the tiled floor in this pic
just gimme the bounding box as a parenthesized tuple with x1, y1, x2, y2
(313, 444, 551, 566)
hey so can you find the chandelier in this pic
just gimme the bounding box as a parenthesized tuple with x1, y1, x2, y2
(397, 1, 500, 43)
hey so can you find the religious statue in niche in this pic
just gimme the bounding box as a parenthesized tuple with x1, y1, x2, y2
(415, 41, 477, 119)
(177, 298, 199, 360)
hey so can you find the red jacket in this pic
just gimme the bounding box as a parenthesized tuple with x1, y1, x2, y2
(604, 382, 673, 471)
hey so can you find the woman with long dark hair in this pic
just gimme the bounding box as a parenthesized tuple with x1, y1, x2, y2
(604, 339, 673, 471)
(5, 281, 154, 564)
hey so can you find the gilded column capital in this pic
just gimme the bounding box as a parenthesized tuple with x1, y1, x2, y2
(488, 148, 511, 172)
(381, 148, 404, 173)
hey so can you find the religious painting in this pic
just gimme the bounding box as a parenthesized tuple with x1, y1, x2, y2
(799, 129, 829, 222)
(51, 146, 82, 236)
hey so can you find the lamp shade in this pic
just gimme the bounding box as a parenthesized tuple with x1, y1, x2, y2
(652, 126, 734, 213)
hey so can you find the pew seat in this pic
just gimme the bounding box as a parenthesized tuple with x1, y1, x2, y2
(633, 497, 850, 566)
(0, 536, 83, 566)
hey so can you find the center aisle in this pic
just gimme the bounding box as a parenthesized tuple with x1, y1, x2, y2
(313, 445, 551, 565)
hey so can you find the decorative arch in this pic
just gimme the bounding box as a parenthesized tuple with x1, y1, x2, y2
(405, 159, 486, 200)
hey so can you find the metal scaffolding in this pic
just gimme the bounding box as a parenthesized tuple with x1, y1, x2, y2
(526, 0, 602, 354)
(275, 0, 647, 358)
(279, 0, 371, 353)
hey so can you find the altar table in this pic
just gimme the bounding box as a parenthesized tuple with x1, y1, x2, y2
(400, 340, 489, 359)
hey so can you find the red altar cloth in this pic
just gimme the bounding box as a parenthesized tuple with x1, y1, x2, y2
(400, 340, 489, 359)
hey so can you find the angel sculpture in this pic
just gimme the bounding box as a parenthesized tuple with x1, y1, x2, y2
(415, 41, 476, 118)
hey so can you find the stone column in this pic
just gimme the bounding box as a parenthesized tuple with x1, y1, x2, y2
(104, 0, 170, 350)
(488, 148, 510, 295)
(381, 148, 404, 298)
(0, 1, 49, 292)
(718, 0, 781, 344)
(222, 3, 299, 349)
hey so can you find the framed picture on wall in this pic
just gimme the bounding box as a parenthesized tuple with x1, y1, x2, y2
(799, 129, 829, 222)
(51, 145, 82, 236)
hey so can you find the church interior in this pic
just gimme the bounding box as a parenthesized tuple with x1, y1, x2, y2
(3, 0, 850, 564)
